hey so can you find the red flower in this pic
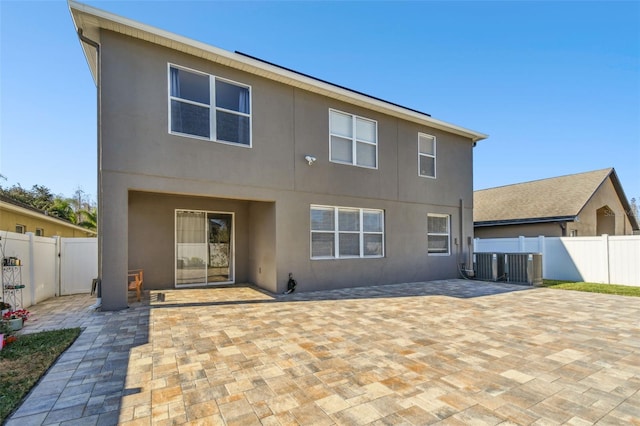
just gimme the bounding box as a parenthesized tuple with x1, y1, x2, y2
(2, 309, 30, 321)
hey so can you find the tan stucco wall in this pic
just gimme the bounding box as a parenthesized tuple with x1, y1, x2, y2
(0, 206, 94, 237)
(474, 223, 563, 239)
(98, 30, 476, 309)
(572, 178, 634, 236)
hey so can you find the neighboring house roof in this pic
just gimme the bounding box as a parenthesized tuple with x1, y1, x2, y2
(0, 195, 96, 236)
(68, 1, 487, 143)
(474, 168, 640, 230)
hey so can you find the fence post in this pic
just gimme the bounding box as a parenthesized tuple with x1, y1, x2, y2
(603, 234, 610, 284)
(538, 235, 546, 278)
(54, 236, 61, 297)
(27, 232, 35, 307)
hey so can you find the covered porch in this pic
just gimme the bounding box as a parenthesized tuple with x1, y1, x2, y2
(126, 190, 276, 294)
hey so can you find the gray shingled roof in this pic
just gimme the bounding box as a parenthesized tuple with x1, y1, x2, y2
(474, 168, 616, 224)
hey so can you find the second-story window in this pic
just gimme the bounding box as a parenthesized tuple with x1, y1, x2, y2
(418, 133, 436, 178)
(169, 64, 251, 146)
(329, 109, 377, 168)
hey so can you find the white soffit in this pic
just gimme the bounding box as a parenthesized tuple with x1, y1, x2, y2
(69, 0, 487, 142)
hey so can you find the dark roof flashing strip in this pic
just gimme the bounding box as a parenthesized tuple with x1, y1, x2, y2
(474, 216, 578, 227)
(235, 51, 432, 118)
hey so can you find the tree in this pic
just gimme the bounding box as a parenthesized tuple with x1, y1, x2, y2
(631, 197, 639, 222)
(30, 185, 55, 211)
(77, 207, 97, 232)
(47, 198, 77, 223)
(0, 183, 98, 230)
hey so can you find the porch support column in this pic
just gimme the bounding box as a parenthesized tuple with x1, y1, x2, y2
(99, 182, 129, 310)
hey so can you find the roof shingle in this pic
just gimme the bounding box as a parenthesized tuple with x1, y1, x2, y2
(473, 168, 613, 224)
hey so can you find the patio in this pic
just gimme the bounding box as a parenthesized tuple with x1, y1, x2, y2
(6, 280, 640, 425)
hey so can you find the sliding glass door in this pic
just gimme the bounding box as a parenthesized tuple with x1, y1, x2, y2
(176, 210, 234, 287)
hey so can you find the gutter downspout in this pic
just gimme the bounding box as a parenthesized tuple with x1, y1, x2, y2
(78, 29, 102, 310)
(459, 198, 464, 268)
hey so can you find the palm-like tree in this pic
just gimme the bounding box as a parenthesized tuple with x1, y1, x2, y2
(77, 208, 97, 232)
(47, 198, 77, 223)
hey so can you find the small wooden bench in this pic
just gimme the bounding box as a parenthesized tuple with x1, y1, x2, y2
(127, 269, 144, 302)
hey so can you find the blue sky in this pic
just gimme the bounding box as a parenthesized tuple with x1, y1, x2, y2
(1, 0, 639, 204)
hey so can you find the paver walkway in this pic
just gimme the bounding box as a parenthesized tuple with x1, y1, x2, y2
(6, 280, 640, 425)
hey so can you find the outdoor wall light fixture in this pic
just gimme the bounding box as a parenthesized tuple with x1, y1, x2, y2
(304, 155, 317, 165)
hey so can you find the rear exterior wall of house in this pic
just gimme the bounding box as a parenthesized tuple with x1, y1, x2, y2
(99, 30, 476, 309)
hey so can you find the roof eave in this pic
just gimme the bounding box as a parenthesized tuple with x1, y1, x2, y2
(608, 169, 640, 230)
(68, 0, 487, 143)
(1, 201, 97, 236)
(474, 216, 578, 227)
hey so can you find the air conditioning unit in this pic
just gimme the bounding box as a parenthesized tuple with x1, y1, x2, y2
(504, 253, 542, 286)
(473, 252, 542, 286)
(473, 252, 504, 281)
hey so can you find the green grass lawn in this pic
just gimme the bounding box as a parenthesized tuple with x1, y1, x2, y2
(0, 328, 81, 422)
(541, 280, 640, 297)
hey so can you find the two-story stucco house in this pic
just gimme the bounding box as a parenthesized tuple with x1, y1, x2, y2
(69, 1, 487, 310)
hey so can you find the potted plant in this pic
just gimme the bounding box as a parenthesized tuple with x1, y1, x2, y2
(0, 301, 10, 316)
(2, 309, 30, 331)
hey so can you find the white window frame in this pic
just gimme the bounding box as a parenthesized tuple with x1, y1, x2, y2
(310, 205, 384, 259)
(35, 228, 44, 237)
(15, 224, 25, 234)
(418, 133, 436, 179)
(168, 63, 252, 147)
(329, 109, 378, 169)
(427, 213, 450, 256)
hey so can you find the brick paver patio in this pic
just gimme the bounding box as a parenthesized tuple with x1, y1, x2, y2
(6, 280, 640, 425)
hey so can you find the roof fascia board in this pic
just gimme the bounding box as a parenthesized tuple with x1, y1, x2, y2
(68, 0, 487, 142)
(474, 216, 577, 227)
(1, 201, 96, 235)
(609, 169, 639, 230)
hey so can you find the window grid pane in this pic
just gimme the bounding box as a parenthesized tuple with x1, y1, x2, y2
(311, 208, 335, 231)
(311, 233, 335, 258)
(428, 236, 449, 253)
(216, 111, 250, 145)
(363, 234, 383, 256)
(419, 155, 435, 178)
(356, 142, 376, 168)
(356, 118, 376, 143)
(215, 80, 250, 114)
(363, 211, 382, 232)
(419, 134, 435, 155)
(339, 233, 360, 256)
(338, 209, 360, 231)
(428, 216, 448, 234)
(331, 136, 353, 163)
(330, 111, 353, 137)
(171, 67, 210, 105)
(171, 100, 210, 138)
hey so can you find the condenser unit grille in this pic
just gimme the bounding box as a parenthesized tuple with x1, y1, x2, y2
(473, 252, 542, 286)
(473, 252, 503, 281)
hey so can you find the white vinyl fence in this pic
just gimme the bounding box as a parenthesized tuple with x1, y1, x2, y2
(474, 235, 640, 286)
(1, 231, 97, 308)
